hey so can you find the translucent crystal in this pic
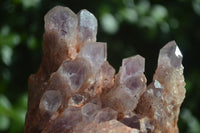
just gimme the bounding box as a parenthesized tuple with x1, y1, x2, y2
(39, 90, 62, 114)
(44, 6, 78, 39)
(81, 103, 101, 123)
(121, 55, 145, 83)
(154, 41, 185, 104)
(103, 55, 146, 113)
(79, 42, 107, 72)
(158, 41, 183, 68)
(58, 59, 88, 92)
(77, 9, 97, 43)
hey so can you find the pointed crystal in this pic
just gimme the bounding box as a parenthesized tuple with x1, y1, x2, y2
(77, 9, 97, 43)
(121, 55, 145, 83)
(158, 41, 183, 68)
(121, 55, 146, 96)
(136, 41, 186, 133)
(39, 90, 62, 114)
(42, 6, 79, 72)
(44, 6, 78, 38)
(103, 55, 146, 114)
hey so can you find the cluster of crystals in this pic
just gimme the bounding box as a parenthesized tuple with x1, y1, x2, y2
(25, 6, 186, 133)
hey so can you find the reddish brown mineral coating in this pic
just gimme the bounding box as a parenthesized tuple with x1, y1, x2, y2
(25, 6, 186, 133)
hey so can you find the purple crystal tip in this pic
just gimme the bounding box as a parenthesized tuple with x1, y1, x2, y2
(158, 41, 183, 68)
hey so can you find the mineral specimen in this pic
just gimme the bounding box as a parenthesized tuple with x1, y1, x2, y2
(25, 6, 186, 133)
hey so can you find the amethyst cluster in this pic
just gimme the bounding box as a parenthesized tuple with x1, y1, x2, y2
(25, 6, 186, 133)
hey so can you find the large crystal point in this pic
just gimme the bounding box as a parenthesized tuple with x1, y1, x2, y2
(44, 6, 78, 38)
(136, 41, 186, 133)
(25, 6, 186, 133)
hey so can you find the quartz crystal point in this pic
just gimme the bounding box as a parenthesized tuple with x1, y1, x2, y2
(136, 41, 186, 132)
(77, 9, 97, 43)
(103, 55, 146, 114)
(25, 6, 186, 133)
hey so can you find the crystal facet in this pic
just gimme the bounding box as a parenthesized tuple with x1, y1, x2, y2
(158, 41, 183, 68)
(44, 6, 78, 37)
(39, 90, 62, 114)
(25, 6, 186, 133)
(77, 9, 97, 43)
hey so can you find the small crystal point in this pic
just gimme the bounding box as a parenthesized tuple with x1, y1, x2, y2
(78, 9, 97, 43)
(103, 55, 146, 114)
(39, 90, 62, 114)
(158, 41, 183, 68)
(121, 55, 145, 83)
